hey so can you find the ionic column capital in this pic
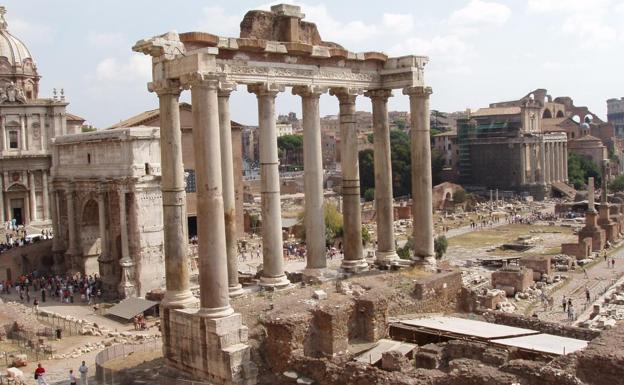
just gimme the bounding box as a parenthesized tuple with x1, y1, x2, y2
(148, 79, 183, 96)
(329, 87, 362, 104)
(247, 82, 284, 97)
(291, 85, 327, 98)
(403, 86, 433, 98)
(364, 88, 392, 101)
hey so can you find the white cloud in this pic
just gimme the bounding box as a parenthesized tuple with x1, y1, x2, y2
(528, 0, 612, 13)
(389, 35, 473, 74)
(10, 18, 54, 44)
(382, 13, 414, 35)
(86, 54, 151, 89)
(449, 0, 511, 27)
(196, 6, 242, 36)
(87, 32, 125, 46)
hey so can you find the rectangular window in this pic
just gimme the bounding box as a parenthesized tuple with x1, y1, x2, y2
(185, 169, 196, 193)
(8, 131, 18, 149)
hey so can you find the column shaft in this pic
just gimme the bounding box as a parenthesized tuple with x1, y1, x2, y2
(0, 175, 4, 223)
(98, 190, 108, 258)
(65, 188, 77, 262)
(156, 84, 196, 308)
(117, 189, 136, 298)
(332, 89, 366, 271)
(28, 172, 37, 222)
(405, 86, 435, 267)
(20, 115, 26, 151)
(42, 170, 49, 221)
(564, 143, 569, 182)
(294, 86, 326, 273)
(248, 83, 290, 288)
(218, 87, 243, 297)
(519, 144, 526, 186)
(367, 89, 397, 263)
(192, 79, 233, 316)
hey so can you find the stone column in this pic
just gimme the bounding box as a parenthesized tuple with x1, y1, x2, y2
(366, 89, 398, 265)
(20, 115, 26, 151)
(218, 84, 244, 298)
(28, 172, 37, 222)
(65, 186, 78, 266)
(588, 177, 596, 213)
(117, 188, 136, 298)
(0, 116, 5, 152)
(0, 176, 3, 223)
(293, 85, 328, 278)
(564, 142, 569, 182)
(248, 83, 290, 289)
(331, 88, 367, 272)
(558, 142, 565, 182)
(544, 142, 551, 183)
(404, 86, 436, 267)
(519, 143, 527, 186)
(539, 140, 546, 185)
(191, 76, 234, 316)
(153, 81, 197, 308)
(50, 189, 64, 273)
(41, 170, 49, 221)
(97, 187, 108, 259)
(550, 142, 557, 182)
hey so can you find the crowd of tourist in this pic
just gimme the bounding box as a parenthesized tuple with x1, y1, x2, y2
(0, 225, 53, 253)
(0, 271, 103, 306)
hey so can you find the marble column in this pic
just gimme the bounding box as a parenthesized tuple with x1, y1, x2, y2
(97, 187, 108, 260)
(539, 140, 546, 185)
(65, 186, 78, 268)
(218, 84, 244, 298)
(117, 188, 136, 298)
(154, 81, 197, 308)
(558, 142, 565, 182)
(192, 77, 234, 316)
(519, 143, 527, 186)
(564, 142, 569, 182)
(0, 176, 4, 223)
(20, 115, 26, 151)
(248, 83, 290, 289)
(544, 143, 551, 183)
(331, 88, 367, 272)
(293, 85, 328, 277)
(28, 172, 37, 222)
(550, 142, 556, 182)
(404, 86, 436, 267)
(42, 170, 49, 221)
(365, 89, 398, 264)
(0, 116, 5, 152)
(50, 189, 64, 273)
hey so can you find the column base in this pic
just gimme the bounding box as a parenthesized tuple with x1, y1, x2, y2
(228, 284, 245, 298)
(340, 258, 369, 273)
(198, 304, 235, 319)
(375, 250, 399, 266)
(118, 282, 137, 299)
(162, 289, 199, 309)
(302, 267, 337, 283)
(412, 255, 438, 272)
(259, 274, 291, 290)
(164, 310, 257, 385)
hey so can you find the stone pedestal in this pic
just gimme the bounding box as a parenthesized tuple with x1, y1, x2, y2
(579, 211, 606, 252)
(598, 205, 618, 243)
(163, 309, 257, 385)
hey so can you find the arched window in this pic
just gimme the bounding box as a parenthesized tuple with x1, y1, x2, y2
(542, 109, 552, 119)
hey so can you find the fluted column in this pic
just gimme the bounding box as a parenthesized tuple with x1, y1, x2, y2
(152, 81, 197, 308)
(330, 88, 367, 272)
(117, 188, 136, 298)
(28, 171, 37, 222)
(539, 140, 546, 185)
(0, 175, 4, 223)
(65, 186, 78, 269)
(42, 170, 49, 221)
(558, 142, 565, 182)
(248, 83, 290, 289)
(97, 187, 108, 260)
(550, 142, 556, 183)
(564, 142, 569, 182)
(293, 85, 328, 277)
(405, 86, 436, 267)
(366, 89, 398, 264)
(520, 143, 527, 186)
(218, 84, 244, 298)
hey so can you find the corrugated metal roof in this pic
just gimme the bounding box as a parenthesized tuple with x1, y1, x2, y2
(106, 297, 158, 320)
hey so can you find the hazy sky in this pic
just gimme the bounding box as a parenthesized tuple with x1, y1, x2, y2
(5, 0, 624, 128)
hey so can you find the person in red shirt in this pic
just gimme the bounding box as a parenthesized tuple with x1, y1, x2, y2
(35, 363, 48, 385)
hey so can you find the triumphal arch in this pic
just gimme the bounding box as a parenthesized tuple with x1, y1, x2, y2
(134, 4, 435, 384)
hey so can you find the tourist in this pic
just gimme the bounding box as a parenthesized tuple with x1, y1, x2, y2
(78, 361, 88, 385)
(612, 258, 616, 269)
(582, 267, 589, 279)
(562, 296, 567, 312)
(33, 298, 39, 313)
(585, 287, 590, 303)
(35, 363, 48, 385)
(69, 369, 77, 385)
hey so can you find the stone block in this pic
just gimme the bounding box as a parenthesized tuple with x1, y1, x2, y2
(312, 290, 327, 300)
(381, 350, 410, 372)
(519, 255, 552, 281)
(491, 267, 533, 295)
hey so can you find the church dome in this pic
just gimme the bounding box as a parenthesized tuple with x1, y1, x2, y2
(0, 6, 39, 100)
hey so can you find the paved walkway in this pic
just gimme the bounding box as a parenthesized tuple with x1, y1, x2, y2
(534, 247, 624, 323)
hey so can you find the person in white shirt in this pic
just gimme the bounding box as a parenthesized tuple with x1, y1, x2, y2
(78, 361, 88, 385)
(69, 369, 77, 385)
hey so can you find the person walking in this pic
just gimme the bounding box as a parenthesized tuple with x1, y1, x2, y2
(612, 258, 616, 269)
(562, 296, 567, 313)
(69, 369, 77, 385)
(35, 363, 48, 385)
(33, 298, 39, 313)
(78, 361, 88, 385)
(585, 287, 591, 303)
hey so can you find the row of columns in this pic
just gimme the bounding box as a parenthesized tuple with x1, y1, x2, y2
(154, 76, 435, 317)
(0, 169, 50, 223)
(522, 141, 568, 185)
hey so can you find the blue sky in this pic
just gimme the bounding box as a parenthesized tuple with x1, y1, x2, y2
(5, 0, 624, 127)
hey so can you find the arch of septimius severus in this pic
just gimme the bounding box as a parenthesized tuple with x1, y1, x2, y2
(133, 4, 434, 384)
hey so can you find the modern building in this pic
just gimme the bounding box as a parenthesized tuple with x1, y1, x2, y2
(0, 6, 84, 227)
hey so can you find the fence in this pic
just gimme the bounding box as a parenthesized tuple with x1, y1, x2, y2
(0, 328, 56, 368)
(573, 273, 624, 323)
(95, 341, 162, 385)
(34, 311, 84, 337)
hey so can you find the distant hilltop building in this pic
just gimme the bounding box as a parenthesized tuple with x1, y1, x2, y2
(607, 97, 624, 138)
(457, 89, 617, 199)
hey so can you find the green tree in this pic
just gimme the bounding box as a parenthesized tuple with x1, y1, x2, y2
(277, 134, 303, 167)
(397, 238, 414, 260)
(452, 189, 468, 204)
(567, 153, 601, 189)
(297, 203, 344, 246)
(431, 149, 445, 186)
(363, 188, 375, 202)
(81, 125, 97, 132)
(434, 235, 448, 259)
(610, 175, 624, 192)
(361, 227, 371, 245)
(367, 133, 374, 144)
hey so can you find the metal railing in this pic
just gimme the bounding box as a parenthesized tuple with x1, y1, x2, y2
(95, 341, 162, 385)
(35, 311, 85, 337)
